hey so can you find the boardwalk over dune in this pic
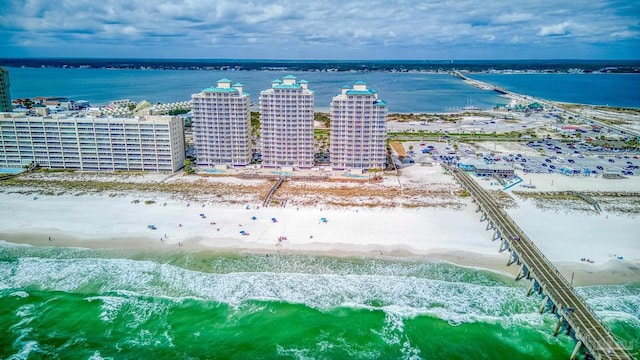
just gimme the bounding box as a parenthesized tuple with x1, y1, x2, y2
(263, 177, 284, 207)
(449, 166, 632, 360)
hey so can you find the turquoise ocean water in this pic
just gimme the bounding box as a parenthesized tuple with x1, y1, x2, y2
(1, 242, 638, 359)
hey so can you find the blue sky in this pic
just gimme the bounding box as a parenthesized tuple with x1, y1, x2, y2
(1, 0, 639, 60)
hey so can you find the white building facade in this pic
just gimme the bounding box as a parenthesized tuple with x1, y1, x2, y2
(0, 68, 11, 112)
(259, 75, 314, 168)
(192, 79, 251, 167)
(330, 81, 387, 171)
(0, 113, 185, 172)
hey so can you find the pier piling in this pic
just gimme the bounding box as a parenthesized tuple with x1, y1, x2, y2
(499, 239, 509, 253)
(553, 319, 563, 337)
(570, 341, 583, 360)
(516, 266, 528, 281)
(540, 296, 549, 314)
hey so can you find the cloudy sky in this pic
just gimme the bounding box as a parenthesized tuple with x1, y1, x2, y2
(1, 0, 639, 60)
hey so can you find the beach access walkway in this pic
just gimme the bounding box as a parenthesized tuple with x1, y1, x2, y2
(448, 165, 631, 360)
(263, 177, 284, 207)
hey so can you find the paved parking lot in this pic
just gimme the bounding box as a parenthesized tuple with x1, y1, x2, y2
(397, 139, 640, 177)
(516, 140, 639, 176)
(387, 106, 639, 177)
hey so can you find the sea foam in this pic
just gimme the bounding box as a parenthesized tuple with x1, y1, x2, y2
(1, 256, 539, 325)
(1, 253, 637, 329)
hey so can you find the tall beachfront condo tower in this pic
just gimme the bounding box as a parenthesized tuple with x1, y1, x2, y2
(330, 81, 388, 171)
(192, 79, 251, 167)
(259, 75, 314, 168)
(0, 114, 185, 172)
(0, 67, 11, 112)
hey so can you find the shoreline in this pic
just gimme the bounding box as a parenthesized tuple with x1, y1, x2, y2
(2, 228, 637, 287)
(4, 59, 640, 74)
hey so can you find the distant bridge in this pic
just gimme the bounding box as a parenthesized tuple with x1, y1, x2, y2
(449, 166, 632, 360)
(450, 71, 509, 94)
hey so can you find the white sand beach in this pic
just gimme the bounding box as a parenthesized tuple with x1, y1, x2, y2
(0, 165, 638, 286)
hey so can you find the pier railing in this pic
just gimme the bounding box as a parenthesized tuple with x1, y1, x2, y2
(449, 165, 632, 360)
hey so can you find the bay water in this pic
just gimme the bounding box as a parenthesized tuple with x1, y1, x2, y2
(468, 73, 640, 109)
(7, 67, 640, 112)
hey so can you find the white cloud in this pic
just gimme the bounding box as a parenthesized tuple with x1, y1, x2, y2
(121, 26, 139, 36)
(610, 30, 639, 39)
(509, 36, 525, 44)
(493, 12, 533, 24)
(0, 0, 638, 59)
(538, 22, 572, 36)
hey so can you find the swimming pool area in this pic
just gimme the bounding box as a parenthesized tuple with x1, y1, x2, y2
(271, 171, 293, 177)
(0, 167, 24, 174)
(342, 173, 367, 179)
(202, 169, 224, 174)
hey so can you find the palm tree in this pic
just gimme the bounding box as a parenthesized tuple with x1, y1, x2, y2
(183, 159, 195, 174)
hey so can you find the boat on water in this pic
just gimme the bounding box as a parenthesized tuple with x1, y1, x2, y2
(462, 99, 483, 111)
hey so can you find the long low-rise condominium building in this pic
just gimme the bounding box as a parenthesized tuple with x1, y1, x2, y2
(0, 113, 185, 172)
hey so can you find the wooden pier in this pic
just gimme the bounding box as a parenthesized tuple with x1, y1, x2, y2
(449, 166, 631, 360)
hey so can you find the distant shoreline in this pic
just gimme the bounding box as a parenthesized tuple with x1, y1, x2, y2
(2, 58, 639, 73)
